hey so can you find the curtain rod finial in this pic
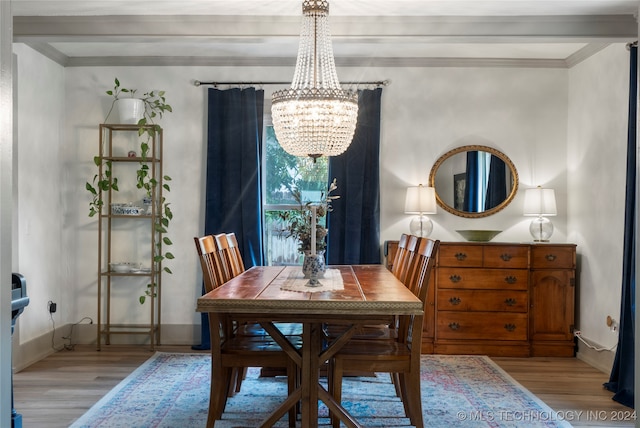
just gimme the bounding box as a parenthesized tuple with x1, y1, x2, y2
(193, 80, 201, 87)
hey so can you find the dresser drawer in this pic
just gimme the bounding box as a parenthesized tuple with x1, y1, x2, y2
(438, 290, 528, 312)
(531, 245, 575, 269)
(437, 268, 529, 290)
(483, 245, 529, 268)
(438, 245, 483, 267)
(437, 312, 528, 340)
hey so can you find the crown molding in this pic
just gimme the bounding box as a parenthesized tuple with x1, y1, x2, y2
(14, 14, 639, 40)
(15, 14, 637, 68)
(565, 43, 610, 68)
(55, 53, 567, 69)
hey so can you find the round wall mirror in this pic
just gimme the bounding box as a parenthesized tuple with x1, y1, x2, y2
(428, 145, 519, 218)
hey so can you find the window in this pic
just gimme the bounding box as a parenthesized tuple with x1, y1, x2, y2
(262, 125, 329, 266)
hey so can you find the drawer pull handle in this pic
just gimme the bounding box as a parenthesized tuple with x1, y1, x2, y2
(449, 274, 462, 283)
(504, 323, 517, 332)
(455, 252, 467, 261)
(500, 253, 513, 261)
(449, 297, 461, 306)
(504, 276, 517, 284)
(545, 254, 557, 261)
(504, 298, 517, 306)
(448, 322, 460, 330)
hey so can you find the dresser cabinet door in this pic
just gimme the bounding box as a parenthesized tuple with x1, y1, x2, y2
(530, 245, 576, 357)
(530, 269, 575, 341)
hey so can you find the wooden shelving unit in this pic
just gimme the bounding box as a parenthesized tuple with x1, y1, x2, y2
(96, 123, 163, 350)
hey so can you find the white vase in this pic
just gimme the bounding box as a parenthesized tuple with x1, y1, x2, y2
(302, 250, 326, 279)
(117, 98, 145, 124)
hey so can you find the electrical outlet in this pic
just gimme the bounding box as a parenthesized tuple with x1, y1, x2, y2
(573, 330, 581, 337)
(48, 301, 57, 313)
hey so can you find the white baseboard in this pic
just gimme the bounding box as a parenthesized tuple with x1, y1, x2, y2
(15, 324, 613, 377)
(575, 339, 616, 375)
(12, 323, 201, 372)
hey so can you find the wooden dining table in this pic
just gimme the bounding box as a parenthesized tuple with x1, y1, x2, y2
(196, 264, 424, 428)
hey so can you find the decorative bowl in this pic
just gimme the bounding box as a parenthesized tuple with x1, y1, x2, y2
(456, 230, 502, 242)
(111, 204, 144, 216)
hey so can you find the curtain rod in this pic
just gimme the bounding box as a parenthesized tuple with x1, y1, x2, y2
(193, 79, 390, 88)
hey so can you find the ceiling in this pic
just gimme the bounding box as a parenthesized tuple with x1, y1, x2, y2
(11, 0, 640, 68)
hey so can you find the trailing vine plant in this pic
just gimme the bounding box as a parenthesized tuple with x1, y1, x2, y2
(87, 78, 175, 304)
(86, 159, 118, 217)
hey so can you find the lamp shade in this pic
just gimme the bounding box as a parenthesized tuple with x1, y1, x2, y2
(523, 186, 557, 216)
(404, 185, 437, 214)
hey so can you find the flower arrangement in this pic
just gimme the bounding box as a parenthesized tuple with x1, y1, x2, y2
(279, 178, 339, 254)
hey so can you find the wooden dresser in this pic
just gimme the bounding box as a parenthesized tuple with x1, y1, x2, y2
(384, 241, 576, 357)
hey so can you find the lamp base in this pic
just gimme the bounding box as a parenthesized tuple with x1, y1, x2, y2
(409, 215, 433, 237)
(529, 216, 554, 242)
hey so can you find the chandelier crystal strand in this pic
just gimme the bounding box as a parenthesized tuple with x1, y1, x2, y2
(272, 0, 358, 159)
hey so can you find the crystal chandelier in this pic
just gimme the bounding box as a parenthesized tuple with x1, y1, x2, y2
(272, 0, 358, 160)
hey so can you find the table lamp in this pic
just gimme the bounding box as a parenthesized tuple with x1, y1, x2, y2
(523, 186, 557, 242)
(404, 184, 437, 237)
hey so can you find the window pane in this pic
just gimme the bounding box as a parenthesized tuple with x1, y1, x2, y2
(263, 125, 329, 266)
(264, 209, 328, 266)
(264, 209, 303, 266)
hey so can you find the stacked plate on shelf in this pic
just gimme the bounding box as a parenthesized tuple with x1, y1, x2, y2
(109, 262, 145, 273)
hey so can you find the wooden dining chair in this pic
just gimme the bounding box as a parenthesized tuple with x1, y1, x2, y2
(194, 235, 298, 427)
(324, 236, 422, 343)
(328, 238, 440, 428)
(194, 235, 246, 395)
(218, 233, 296, 391)
(207, 233, 303, 391)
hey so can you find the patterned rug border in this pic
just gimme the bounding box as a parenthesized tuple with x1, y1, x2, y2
(71, 352, 573, 428)
(70, 352, 169, 426)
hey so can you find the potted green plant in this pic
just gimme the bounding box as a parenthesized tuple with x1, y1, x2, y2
(104, 78, 173, 131)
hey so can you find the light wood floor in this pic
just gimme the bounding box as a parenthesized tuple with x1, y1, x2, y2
(12, 345, 635, 427)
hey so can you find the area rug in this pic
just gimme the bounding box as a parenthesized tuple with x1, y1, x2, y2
(70, 352, 572, 428)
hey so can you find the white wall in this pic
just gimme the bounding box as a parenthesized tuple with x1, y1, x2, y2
(10, 43, 630, 371)
(12, 44, 68, 366)
(377, 66, 568, 244)
(567, 44, 630, 365)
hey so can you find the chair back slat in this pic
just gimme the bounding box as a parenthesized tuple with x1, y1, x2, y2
(410, 238, 440, 304)
(214, 233, 235, 283)
(398, 235, 421, 286)
(226, 233, 246, 276)
(391, 234, 410, 278)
